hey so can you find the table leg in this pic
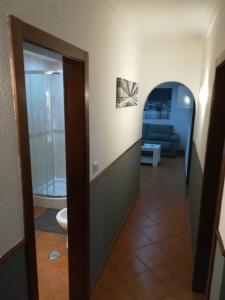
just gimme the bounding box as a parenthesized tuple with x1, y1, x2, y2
(153, 150, 158, 167)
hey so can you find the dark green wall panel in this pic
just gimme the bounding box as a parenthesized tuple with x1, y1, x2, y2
(0, 142, 141, 295)
(90, 141, 141, 284)
(188, 142, 203, 262)
(210, 242, 225, 300)
(0, 244, 29, 300)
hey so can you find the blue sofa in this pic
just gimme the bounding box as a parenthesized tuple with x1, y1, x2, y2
(142, 124, 180, 157)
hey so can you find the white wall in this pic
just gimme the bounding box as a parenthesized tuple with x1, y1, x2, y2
(200, 1, 225, 259)
(194, 1, 225, 169)
(139, 37, 203, 112)
(180, 2, 225, 294)
(0, 0, 142, 256)
(0, 0, 205, 256)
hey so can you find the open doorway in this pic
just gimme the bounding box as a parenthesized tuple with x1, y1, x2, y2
(9, 16, 89, 300)
(23, 42, 69, 299)
(141, 81, 195, 182)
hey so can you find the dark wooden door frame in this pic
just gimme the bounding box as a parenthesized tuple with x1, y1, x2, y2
(207, 141, 225, 297)
(192, 53, 225, 295)
(8, 16, 90, 300)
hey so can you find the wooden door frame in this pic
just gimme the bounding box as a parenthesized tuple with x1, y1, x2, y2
(207, 141, 225, 297)
(8, 16, 90, 300)
(192, 54, 225, 295)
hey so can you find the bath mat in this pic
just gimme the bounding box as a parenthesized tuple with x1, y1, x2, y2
(35, 208, 67, 235)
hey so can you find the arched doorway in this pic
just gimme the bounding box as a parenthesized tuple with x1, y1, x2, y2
(142, 81, 196, 183)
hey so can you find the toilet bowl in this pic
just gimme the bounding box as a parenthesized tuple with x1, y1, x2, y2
(56, 208, 68, 247)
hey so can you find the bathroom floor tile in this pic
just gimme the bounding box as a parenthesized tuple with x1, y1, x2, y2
(34, 206, 46, 218)
(35, 231, 69, 300)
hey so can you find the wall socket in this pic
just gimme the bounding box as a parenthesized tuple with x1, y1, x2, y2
(93, 161, 99, 173)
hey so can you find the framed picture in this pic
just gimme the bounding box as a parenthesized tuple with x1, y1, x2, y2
(116, 77, 138, 108)
(144, 88, 172, 119)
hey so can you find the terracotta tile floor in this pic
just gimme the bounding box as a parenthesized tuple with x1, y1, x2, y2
(35, 231, 69, 300)
(92, 156, 206, 300)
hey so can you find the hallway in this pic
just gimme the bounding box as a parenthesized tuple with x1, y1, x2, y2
(92, 156, 205, 300)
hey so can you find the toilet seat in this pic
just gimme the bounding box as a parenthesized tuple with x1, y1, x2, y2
(56, 208, 67, 230)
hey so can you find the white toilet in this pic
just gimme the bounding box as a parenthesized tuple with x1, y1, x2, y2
(56, 208, 68, 247)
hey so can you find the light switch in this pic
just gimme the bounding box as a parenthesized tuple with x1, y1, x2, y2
(93, 161, 99, 173)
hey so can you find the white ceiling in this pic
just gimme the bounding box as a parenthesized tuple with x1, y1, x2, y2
(106, 0, 221, 40)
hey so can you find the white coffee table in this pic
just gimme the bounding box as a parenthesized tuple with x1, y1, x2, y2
(141, 143, 161, 166)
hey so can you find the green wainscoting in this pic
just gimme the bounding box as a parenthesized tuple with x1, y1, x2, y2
(0, 243, 29, 300)
(90, 141, 141, 284)
(188, 142, 203, 263)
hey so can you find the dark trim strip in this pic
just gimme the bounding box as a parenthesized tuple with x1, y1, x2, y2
(217, 231, 225, 257)
(90, 139, 141, 184)
(0, 239, 25, 264)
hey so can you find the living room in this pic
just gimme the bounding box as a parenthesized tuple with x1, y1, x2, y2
(142, 81, 195, 178)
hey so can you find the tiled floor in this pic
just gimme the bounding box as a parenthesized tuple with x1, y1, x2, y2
(92, 156, 206, 300)
(35, 231, 69, 300)
(34, 206, 69, 299)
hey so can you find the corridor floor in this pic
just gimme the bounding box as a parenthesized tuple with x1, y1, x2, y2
(92, 156, 205, 300)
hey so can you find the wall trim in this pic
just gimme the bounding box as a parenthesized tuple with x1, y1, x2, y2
(90, 139, 141, 184)
(0, 239, 25, 264)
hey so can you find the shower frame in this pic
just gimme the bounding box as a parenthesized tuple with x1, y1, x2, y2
(9, 16, 90, 300)
(25, 69, 66, 198)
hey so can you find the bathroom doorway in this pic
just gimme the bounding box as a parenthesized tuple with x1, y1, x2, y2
(24, 42, 69, 299)
(9, 16, 89, 300)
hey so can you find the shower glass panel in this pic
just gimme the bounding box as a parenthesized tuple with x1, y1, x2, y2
(24, 49, 67, 197)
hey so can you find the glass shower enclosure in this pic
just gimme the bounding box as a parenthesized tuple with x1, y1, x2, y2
(25, 70, 67, 197)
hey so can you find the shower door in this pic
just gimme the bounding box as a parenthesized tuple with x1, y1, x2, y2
(25, 72, 66, 197)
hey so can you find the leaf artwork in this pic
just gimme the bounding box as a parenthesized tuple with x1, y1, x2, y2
(116, 77, 138, 108)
